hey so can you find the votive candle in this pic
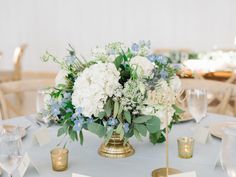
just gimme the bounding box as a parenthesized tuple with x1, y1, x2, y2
(50, 148, 69, 171)
(177, 137, 194, 159)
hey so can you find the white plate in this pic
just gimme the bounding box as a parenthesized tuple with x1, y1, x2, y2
(1, 125, 26, 138)
(209, 122, 236, 139)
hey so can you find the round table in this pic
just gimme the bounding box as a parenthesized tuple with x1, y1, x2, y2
(0, 113, 235, 177)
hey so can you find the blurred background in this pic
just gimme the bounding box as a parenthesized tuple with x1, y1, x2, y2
(0, 0, 236, 72)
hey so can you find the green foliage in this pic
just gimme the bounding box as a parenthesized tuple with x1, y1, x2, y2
(104, 128, 114, 145)
(104, 99, 112, 117)
(133, 115, 154, 123)
(124, 111, 131, 123)
(113, 101, 119, 118)
(146, 117, 160, 133)
(88, 122, 106, 138)
(149, 131, 165, 145)
(114, 55, 124, 69)
(134, 124, 147, 137)
(98, 111, 106, 120)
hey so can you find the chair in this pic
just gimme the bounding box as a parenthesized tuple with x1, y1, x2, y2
(179, 79, 236, 116)
(0, 79, 54, 119)
(0, 44, 27, 82)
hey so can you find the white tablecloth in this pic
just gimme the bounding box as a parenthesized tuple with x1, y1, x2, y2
(1, 113, 235, 177)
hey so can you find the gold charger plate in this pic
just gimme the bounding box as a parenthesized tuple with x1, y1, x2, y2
(1, 125, 26, 138)
(178, 112, 194, 123)
(209, 122, 236, 139)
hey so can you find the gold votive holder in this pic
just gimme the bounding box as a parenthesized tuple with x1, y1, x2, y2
(50, 148, 69, 171)
(177, 137, 194, 159)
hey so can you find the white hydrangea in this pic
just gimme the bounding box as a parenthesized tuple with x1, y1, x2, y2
(146, 79, 176, 106)
(55, 70, 68, 86)
(130, 56, 154, 77)
(141, 105, 175, 129)
(72, 63, 121, 117)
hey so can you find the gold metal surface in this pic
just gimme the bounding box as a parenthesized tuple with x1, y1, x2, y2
(98, 133, 135, 158)
(177, 137, 194, 159)
(151, 113, 181, 176)
(50, 148, 69, 171)
(152, 168, 181, 177)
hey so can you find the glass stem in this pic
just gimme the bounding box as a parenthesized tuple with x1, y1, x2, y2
(8, 173, 13, 177)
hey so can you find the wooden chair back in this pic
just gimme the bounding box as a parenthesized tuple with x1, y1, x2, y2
(12, 44, 27, 80)
(179, 79, 236, 116)
(0, 79, 54, 119)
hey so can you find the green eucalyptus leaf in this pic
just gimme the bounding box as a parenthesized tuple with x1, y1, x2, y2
(134, 129, 142, 141)
(98, 111, 106, 119)
(172, 105, 184, 114)
(69, 130, 78, 141)
(114, 55, 123, 69)
(124, 111, 131, 123)
(104, 100, 112, 117)
(115, 123, 123, 134)
(113, 101, 119, 118)
(133, 115, 153, 123)
(134, 124, 147, 137)
(146, 117, 160, 133)
(79, 131, 84, 145)
(57, 126, 67, 137)
(105, 128, 114, 145)
(88, 123, 106, 138)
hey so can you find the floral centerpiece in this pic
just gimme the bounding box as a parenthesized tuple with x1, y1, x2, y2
(41, 41, 182, 158)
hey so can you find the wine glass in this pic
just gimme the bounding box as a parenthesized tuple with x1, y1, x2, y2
(221, 128, 236, 177)
(36, 89, 47, 113)
(187, 89, 207, 123)
(0, 126, 23, 177)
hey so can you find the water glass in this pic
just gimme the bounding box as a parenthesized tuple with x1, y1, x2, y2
(0, 126, 23, 177)
(221, 128, 236, 177)
(187, 89, 207, 123)
(36, 89, 49, 113)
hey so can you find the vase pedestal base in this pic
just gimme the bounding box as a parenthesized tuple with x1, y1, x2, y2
(152, 168, 181, 177)
(98, 133, 135, 158)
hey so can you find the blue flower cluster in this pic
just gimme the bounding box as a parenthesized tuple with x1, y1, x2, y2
(147, 55, 168, 65)
(107, 117, 118, 126)
(131, 40, 151, 53)
(123, 123, 130, 133)
(72, 107, 93, 132)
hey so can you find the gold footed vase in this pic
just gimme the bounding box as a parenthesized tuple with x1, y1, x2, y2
(98, 133, 135, 158)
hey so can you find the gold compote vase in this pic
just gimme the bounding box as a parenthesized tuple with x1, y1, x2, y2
(98, 133, 135, 158)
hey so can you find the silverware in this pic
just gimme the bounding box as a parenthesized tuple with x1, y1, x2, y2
(25, 116, 42, 127)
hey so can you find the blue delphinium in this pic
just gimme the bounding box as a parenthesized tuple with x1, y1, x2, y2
(131, 43, 139, 52)
(49, 100, 61, 117)
(148, 55, 168, 65)
(160, 69, 168, 79)
(156, 55, 168, 65)
(71, 107, 83, 121)
(73, 118, 84, 132)
(147, 54, 156, 62)
(107, 117, 118, 126)
(123, 123, 130, 133)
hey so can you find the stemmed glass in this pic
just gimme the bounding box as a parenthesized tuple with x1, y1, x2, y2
(0, 126, 23, 177)
(36, 89, 48, 113)
(221, 128, 236, 177)
(187, 89, 207, 123)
